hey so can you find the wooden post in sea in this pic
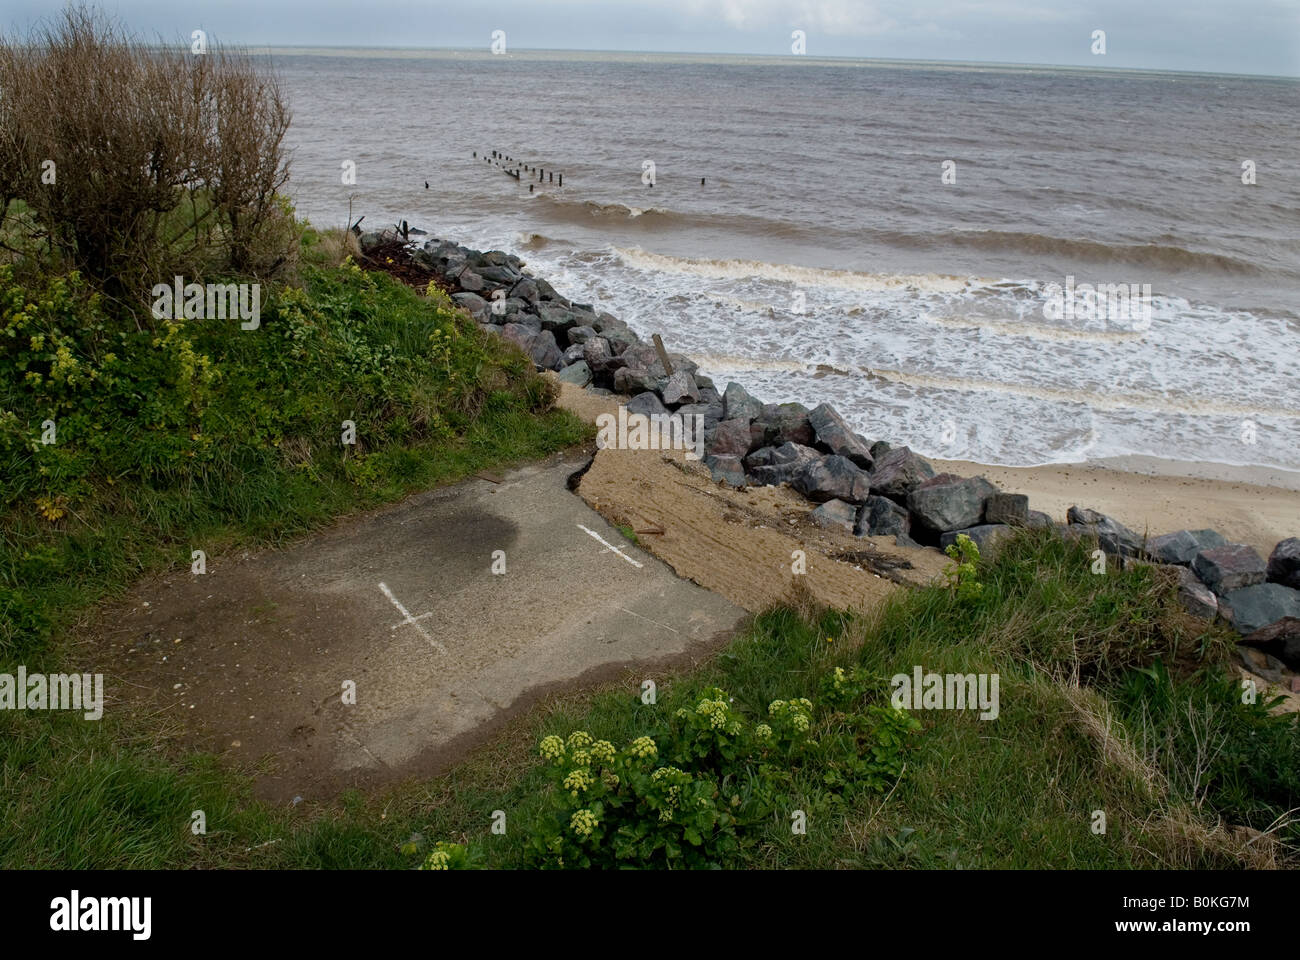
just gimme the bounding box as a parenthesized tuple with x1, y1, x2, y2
(651, 334, 674, 376)
(559, 173, 563, 186)
(549, 171, 553, 182)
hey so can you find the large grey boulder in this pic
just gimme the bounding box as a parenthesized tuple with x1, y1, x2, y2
(1267, 538, 1300, 590)
(612, 343, 695, 395)
(458, 269, 488, 293)
(1220, 583, 1300, 635)
(751, 403, 815, 447)
(1192, 543, 1267, 596)
(582, 337, 621, 375)
(478, 264, 521, 285)
(661, 370, 700, 407)
(868, 446, 936, 501)
(510, 278, 540, 304)
(625, 391, 668, 419)
(908, 474, 998, 533)
(492, 297, 529, 324)
(722, 382, 764, 423)
(1066, 506, 1146, 558)
(512, 312, 543, 334)
(537, 302, 577, 334)
(451, 292, 488, 318)
(603, 327, 641, 354)
(855, 495, 911, 539)
(556, 361, 592, 386)
(569, 307, 600, 330)
(746, 442, 819, 486)
(940, 524, 1014, 557)
(745, 442, 820, 468)
(1175, 566, 1218, 620)
(421, 237, 460, 260)
(1148, 529, 1228, 566)
(792, 455, 871, 504)
(811, 499, 858, 534)
(592, 312, 625, 333)
(696, 384, 723, 408)
(613, 365, 661, 394)
(807, 403, 874, 469)
(675, 401, 724, 432)
(566, 325, 599, 345)
(527, 330, 563, 370)
(360, 229, 399, 251)
(1242, 617, 1300, 670)
(705, 455, 746, 488)
(533, 277, 568, 304)
(501, 323, 537, 353)
(983, 493, 1029, 526)
(707, 419, 756, 458)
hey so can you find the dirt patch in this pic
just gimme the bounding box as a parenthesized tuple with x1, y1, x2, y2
(555, 382, 949, 613)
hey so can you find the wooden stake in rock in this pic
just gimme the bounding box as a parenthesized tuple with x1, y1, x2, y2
(651, 334, 674, 376)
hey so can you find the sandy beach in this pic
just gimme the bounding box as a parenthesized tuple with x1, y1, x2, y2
(931, 455, 1300, 557)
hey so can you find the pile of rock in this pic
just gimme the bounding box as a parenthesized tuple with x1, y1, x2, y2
(365, 232, 1300, 663)
(379, 235, 668, 388)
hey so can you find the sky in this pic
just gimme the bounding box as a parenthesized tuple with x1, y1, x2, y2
(3, 0, 1299, 77)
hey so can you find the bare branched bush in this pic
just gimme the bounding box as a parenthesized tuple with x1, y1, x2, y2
(0, 5, 293, 312)
(205, 48, 294, 274)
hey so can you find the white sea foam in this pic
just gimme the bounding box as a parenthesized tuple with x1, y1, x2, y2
(502, 243, 1300, 472)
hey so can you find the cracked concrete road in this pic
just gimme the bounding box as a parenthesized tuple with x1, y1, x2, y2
(92, 449, 743, 801)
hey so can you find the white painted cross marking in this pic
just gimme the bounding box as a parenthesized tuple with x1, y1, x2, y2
(378, 581, 447, 653)
(577, 523, 644, 568)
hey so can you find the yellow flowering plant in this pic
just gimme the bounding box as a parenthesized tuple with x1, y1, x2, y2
(446, 668, 922, 870)
(416, 841, 471, 871)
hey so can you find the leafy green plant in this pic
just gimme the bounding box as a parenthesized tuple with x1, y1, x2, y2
(417, 841, 473, 870)
(943, 532, 983, 602)
(457, 671, 927, 870)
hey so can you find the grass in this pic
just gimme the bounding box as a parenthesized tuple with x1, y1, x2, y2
(5, 525, 1295, 869)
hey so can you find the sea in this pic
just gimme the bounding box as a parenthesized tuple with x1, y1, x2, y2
(268, 48, 1300, 476)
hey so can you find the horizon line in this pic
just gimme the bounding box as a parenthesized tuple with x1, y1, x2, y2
(241, 44, 1300, 81)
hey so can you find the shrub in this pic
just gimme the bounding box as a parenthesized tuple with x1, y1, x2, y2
(0, 6, 293, 303)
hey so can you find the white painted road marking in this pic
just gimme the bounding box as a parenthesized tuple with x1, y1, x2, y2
(618, 606, 680, 634)
(378, 581, 448, 653)
(577, 523, 644, 568)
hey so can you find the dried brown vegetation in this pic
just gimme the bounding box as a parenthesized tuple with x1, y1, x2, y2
(0, 5, 293, 308)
